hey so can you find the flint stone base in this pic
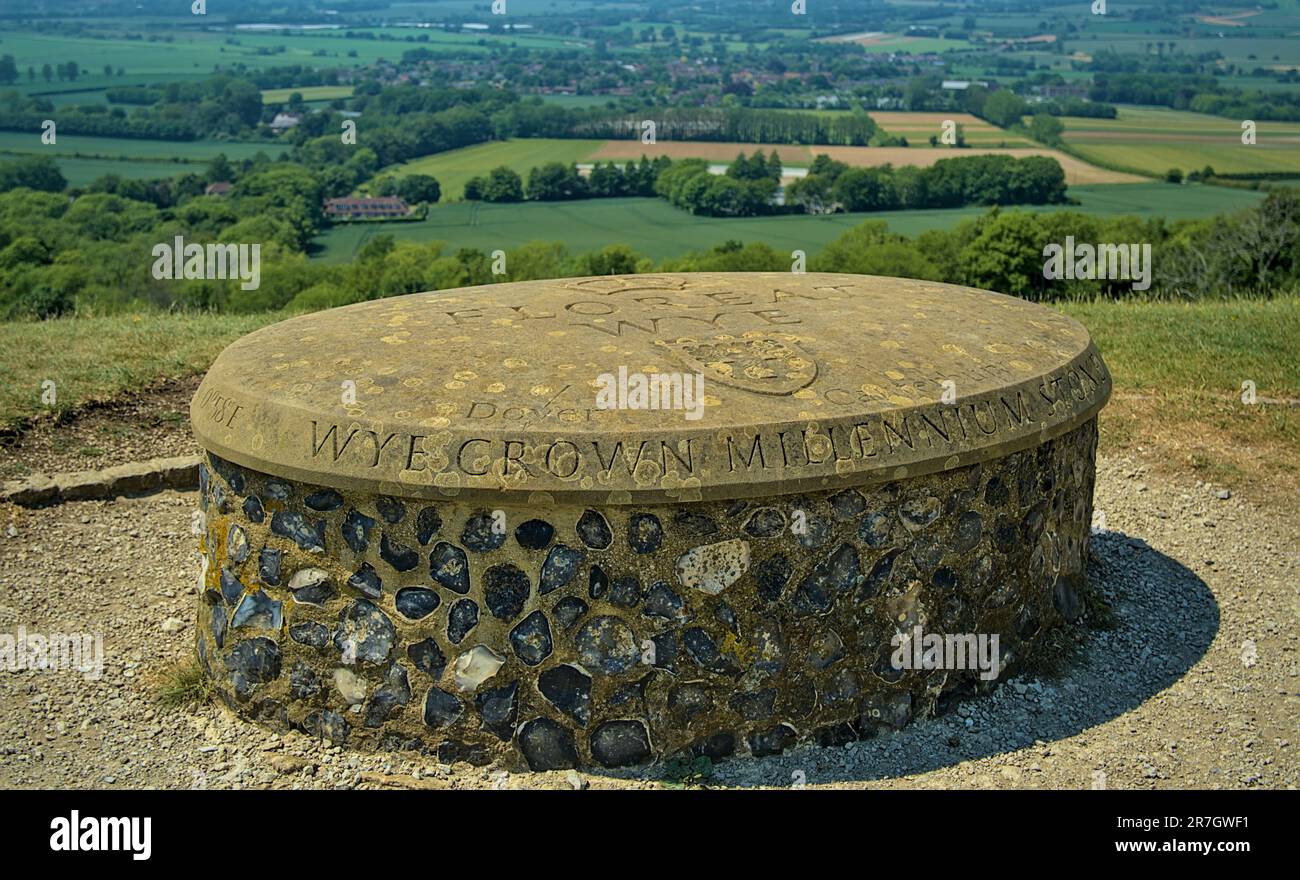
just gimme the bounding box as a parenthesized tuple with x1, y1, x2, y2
(196, 420, 1098, 771)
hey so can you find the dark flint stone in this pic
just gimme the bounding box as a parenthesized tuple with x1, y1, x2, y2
(828, 488, 867, 520)
(576, 509, 612, 550)
(754, 554, 792, 603)
(380, 534, 419, 572)
(484, 564, 530, 621)
(815, 723, 858, 748)
(931, 567, 958, 590)
(682, 627, 739, 675)
(714, 602, 739, 634)
(824, 669, 860, 704)
(211, 483, 228, 513)
(899, 492, 941, 530)
(476, 681, 518, 741)
(692, 732, 736, 760)
(305, 709, 349, 745)
(508, 610, 553, 666)
(209, 455, 244, 493)
(859, 548, 900, 601)
(429, 542, 470, 594)
(332, 599, 395, 665)
(289, 621, 329, 649)
(750, 622, 785, 673)
(627, 513, 663, 554)
(650, 631, 678, 672)
(807, 630, 845, 669)
(781, 677, 818, 719)
(672, 510, 718, 537)
(347, 562, 382, 599)
(447, 599, 478, 644)
(198, 462, 209, 497)
(1022, 501, 1048, 542)
(242, 495, 265, 524)
(514, 519, 555, 550)
(748, 723, 797, 757)
(729, 688, 777, 721)
(224, 637, 281, 698)
(1055, 574, 1083, 621)
(911, 534, 945, 570)
(342, 509, 375, 554)
(209, 605, 228, 649)
(462, 511, 507, 552)
(406, 638, 447, 678)
(364, 664, 412, 728)
(219, 567, 244, 604)
(292, 578, 335, 607)
(874, 649, 906, 683)
(643, 581, 687, 622)
(860, 690, 912, 730)
(576, 616, 639, 675)
(794, 512, 832, 549)
(538, 664, 592, 726)
(552, 596, 588, 630)
(518, 717, 578, 771)
(539, 544, 584, 594)
(231, 590, 282, 630)
(264, 480, 290, 502)
(438, 741, 491, 766)
(858, 511, 893, 547)
(588, 564, 609, 599)
(743, 507, 785, 537)
(723, 500, 748, 518)
(271, 510, 325, 552)
(380, 734, 426, 753)
(609, 673, 652, 709)
(591, 720, 652, 768)
(609, 575, 642, 608)
(984, 475, 1009, 507)
(993, 517, 1018, 553)
(289, 661, 320, 699)
(375, 496, 405, 524)
(395, 587, 440, 620)
(792, 543, 861, 616)
(305, 489, 344, 512)
(258, 548, 282, 586)
(953, 511, 983, 554)
(669, 683, 713, 721)
(415, 507, 442, 545)
(422, 686, 463, 728)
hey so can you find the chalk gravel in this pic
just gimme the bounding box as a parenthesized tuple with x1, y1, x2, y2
(0, 456, 1295, 790)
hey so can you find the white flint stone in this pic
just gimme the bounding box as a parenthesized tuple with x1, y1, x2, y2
(454, 645, 506, 691)
(675, 538, 751, 595)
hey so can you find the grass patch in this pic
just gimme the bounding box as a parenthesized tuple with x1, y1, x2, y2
(154, 657, 215, 710)
(0, 311, 280, 433)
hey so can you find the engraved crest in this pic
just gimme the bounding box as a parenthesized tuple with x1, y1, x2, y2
(564, 275, 690, 296)
(658, 334, 818, 396)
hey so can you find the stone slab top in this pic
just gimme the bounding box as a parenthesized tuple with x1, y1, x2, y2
(191, 272, 1111, 504)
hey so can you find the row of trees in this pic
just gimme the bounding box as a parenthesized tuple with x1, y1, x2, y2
(788, 153, 1068, 214)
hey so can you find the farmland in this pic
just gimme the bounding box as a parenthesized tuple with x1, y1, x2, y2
(311, 184, 1264, 264)
(1062, 107, 1300, 177)
(869, 112, 1036, 148)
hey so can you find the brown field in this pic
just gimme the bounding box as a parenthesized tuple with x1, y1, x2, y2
(593, 140, 817, 163)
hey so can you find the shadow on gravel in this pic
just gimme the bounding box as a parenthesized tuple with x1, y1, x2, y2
(689, 529, 1221, 787)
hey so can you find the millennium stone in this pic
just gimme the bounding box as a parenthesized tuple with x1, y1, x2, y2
(191, 272, 1110, 769)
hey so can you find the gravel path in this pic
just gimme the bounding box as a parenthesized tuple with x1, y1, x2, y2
(0, 456, 1295, 790)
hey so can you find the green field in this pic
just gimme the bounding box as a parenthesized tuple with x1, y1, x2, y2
(1063, 106, 1300, 177)
(0, 154, 202, 187)
(311, 184, 1265, 264)
(260, 85, 355, 104)
(0, 132, 282, 163)
(391, 138, 607, 202)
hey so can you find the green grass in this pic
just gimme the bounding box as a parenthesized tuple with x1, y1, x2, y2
(0, 154, 199, 187)
(260, 85, 354, 104)
(390, 138, 606, 202)
(1063, 106, 1300, 177)
(312, 184, 1265, 263)
(0, 312, 278, 432)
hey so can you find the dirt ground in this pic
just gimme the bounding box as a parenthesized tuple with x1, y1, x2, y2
(0, 412, 1295, 788)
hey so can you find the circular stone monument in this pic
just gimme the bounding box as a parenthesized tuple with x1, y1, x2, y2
(190, 272, 1110, 770)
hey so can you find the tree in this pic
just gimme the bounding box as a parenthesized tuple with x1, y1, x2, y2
(396, 174, 441, 205)
(41, 63, 52, 83)
(480, 166, 523, 202)
(0, 55, 18, 85)
(981, 90, 1027, 128)
(0, 156, 66, 194)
